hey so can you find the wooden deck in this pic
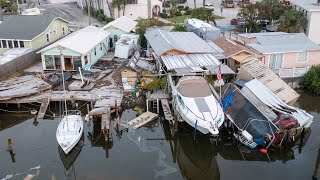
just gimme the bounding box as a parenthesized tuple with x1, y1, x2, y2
(0, 75, 51, 101)
(0, 85, 123, 108)
(128, 112, 159, 129)
(147, 90, 169, 100)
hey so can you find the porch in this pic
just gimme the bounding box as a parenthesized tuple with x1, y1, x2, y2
(272, 67, 310, 78)
(43, 54, 84, 71)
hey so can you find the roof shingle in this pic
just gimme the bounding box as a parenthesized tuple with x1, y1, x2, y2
(0, 15, 65, 40)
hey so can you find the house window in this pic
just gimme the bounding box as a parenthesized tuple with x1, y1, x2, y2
(19, 41, 24, 48)
(2, 40, 7, 48)
(45, 55, 54, 69)
(84, 55, 88, 64)
(46, 33, 50, 43)
(100, 43, 103, 51)
(114, 35, 118, 42)
(62, 27, 65, 35)
(14, 41, 18, 48)
(297, 52, 308, 62)
(94, 47, 97, 56)
(269, 53, 283, 69)
(53, 30, 57, 35)
(8, 41, 13, 48)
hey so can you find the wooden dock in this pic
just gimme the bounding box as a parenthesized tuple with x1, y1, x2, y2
(0, 75, 51, 101)
(0, 85, 123, 108)
(161, 99, 173, 122)
(37, 97, 50, 119)
(128, 111, 159, 129)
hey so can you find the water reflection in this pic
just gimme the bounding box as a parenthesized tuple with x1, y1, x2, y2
(58, 134, 84, 179)
(314, 147, 320, 180)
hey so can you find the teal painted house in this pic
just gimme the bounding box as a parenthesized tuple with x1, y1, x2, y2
(102, 16, 137, 49)
(38, 26, 110, 71)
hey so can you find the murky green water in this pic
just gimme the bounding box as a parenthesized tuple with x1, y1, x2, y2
(0, 92, 319, 180)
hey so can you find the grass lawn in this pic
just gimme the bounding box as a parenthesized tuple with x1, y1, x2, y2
(165, 14, 224, 23)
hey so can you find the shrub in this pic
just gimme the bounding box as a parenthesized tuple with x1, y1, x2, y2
(160, 12, 168, 18)
(177, 5, 184, 11)
(173, 24, 188, 32)
(301, 65, 320, 95)
(183, 6, 189, 11)
(176, 11, 182, 16)
(184, 9, 192, 15)
(163, 1, 171, 8)
(105, 17, 114, 23)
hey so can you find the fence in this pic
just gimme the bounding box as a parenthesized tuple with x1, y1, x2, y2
(0, 50, 41, 80)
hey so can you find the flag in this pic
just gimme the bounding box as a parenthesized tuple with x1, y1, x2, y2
(216, 65, 222, 81)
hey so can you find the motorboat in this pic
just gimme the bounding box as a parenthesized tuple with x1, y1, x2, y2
(221, 79, 313, 149)
(169, 76, 224, 136)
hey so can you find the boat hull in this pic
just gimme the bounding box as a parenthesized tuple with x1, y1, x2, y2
(56, 115, 84, 154)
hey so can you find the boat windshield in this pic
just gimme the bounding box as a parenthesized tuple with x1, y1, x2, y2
(177, 78, 212, 98)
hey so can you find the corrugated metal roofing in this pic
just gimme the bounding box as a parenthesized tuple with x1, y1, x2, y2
(38, 26, 110, 54)
(241, 32, 320, 53)
(103, 16, 137, 33)
(162, 54, 220, 72)
(0, 15, 66, 40)
(145, 29, 216, 56)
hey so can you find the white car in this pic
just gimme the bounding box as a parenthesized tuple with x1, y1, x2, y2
(204, 4, 215, 11)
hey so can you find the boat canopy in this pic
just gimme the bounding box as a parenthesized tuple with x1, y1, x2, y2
(177, 76, 212, 98)
(222, 83, 279, 139)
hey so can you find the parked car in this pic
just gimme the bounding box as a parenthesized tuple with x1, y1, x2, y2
(231, 18, 245, 28)
(204, 4, 215, 11)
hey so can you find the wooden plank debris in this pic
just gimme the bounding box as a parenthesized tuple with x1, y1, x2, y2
(128, 111, 159, 129)
(160, 99, 173, 122)
(0, 75, 51, 101)
(37, 97, 50, 119)
(88, 106, 110, 116)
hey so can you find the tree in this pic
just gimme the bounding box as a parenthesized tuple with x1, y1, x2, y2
(256, 0, 283, 24)
(301, 65, 320, 95)
(121, 0, 134, 16)
(169, 0, 177, 8)
(0, 0, 6, 21)
(278, 8, 307, 33)
(191, 8, 216, 25)
(194, 0, 196, 9)
(112, 0, 122, 18)
(136, 18, 170, 47)
(203, 0, 206, 8)
(237, 4, 260, 32)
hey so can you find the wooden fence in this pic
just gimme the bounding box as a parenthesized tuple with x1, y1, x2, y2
(0, 50, 41, 79)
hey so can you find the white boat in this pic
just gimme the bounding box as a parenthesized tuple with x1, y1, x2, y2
(56, 110, 84, 154)
(56, 64, 84, 154)
(170, 76, 225, 135)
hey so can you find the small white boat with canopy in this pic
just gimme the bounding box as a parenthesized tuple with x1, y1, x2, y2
(170, 76, 225, 135)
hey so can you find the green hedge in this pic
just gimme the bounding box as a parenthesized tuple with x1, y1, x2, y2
(301, 65, 320, 95)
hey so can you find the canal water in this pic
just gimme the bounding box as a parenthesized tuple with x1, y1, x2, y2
(0, 92, 319, 180)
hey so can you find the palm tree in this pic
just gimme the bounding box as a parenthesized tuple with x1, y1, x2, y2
(0, 0, 6, 21)
(203, 0, 206, 8)
(278, 9, 307, 33)
(121, 0, 134, 16)
(194, 0, 196, 8)
(112, 0, 122, 18)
